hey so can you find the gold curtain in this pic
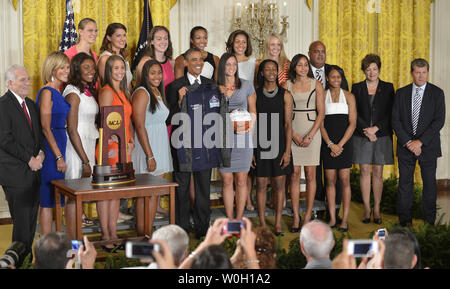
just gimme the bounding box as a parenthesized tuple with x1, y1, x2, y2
(319, 0, 433, 180)
(23, 0, 176, 101)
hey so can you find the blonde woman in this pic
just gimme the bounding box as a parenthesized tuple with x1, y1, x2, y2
(64, 18, 98, 63)
(36, 52, 71, 236)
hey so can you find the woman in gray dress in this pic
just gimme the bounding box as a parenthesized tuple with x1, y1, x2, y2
(352, 54, 395, 224)
(218, 53, 257, 220)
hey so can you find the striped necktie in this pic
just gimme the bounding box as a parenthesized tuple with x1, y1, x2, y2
(412, 87, 421, 135)
(315, 69, 323, 85)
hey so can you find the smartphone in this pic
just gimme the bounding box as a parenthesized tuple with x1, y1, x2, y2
(71, 240, 83, 251)
(377, 229, 386, 240)
(347, 239, 378, 258)
(222, 221, 243, 234)
(125, 242, 160, 259)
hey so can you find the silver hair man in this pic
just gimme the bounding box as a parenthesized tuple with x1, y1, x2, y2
(152, 224, 189, 266)
(300, 220, 334, 269)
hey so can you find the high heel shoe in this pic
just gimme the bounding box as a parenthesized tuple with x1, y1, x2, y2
(101, 245, 117, 253)
(290, 215, 302, 233)
(362, 210, 372, 224)
(373, 217, 382, 224)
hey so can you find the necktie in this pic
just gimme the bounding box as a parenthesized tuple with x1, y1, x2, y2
(412, 87, 421, 135)
(22, 100, 32, 130)
(315, 69, 323, 85)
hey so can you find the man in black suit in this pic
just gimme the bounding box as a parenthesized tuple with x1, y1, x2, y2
(0, 65, 45, 257)
(308, 41, 348, 221)
(392, 58, 446, 226)
(166, 48, 216, 238)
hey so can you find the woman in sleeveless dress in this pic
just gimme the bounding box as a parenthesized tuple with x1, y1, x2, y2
(63, 53, 99, 238)
(226, 29, 259, 211)
(36, 52, 71, 236)
(174, 26, 219, 81)
(254, 59, 293, 235)
(217, 53, 257, 220)
(132, 59, 173, 235)
(97, 23, 132, 93)
(286, 54, 325, 231)
(320, 66, 356, 232)
(64, 18, 98, 63)
(135, 26, 175, 93)
(96, 55, 134, 252)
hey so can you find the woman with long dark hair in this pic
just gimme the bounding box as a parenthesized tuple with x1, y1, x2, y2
(286, 54, 325, 231)
(63, 52, 99, 237)
(253, 59, 293, 235)
(218, 52, 256, 220)
(132, 59, 173, 235)
(96, 55, 134, 251)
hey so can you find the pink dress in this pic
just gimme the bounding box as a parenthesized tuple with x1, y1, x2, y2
(64, 45, 98, 63)
(161, 59, 175, 94)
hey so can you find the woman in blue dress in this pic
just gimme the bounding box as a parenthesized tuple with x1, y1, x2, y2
(218, 53, 256, 220)
(36, 52, 71, 236)
(132, 59, 173, 235)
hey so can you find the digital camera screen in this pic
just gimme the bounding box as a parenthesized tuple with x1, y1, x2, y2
(132, 244, 154, 256)
(227, 222, 242, 232)
(71, 240, 81, 251)
(353, 243, 373, 255)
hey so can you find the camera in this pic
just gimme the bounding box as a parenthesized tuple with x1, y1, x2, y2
(347, 239, 378, 258)
(377, 228, 386, 240)
(125, 242, 160, 259)
(0, 242, 27, 269)
(222, 221, 244, 235)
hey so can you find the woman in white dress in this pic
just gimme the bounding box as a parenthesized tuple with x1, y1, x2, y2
(63, 52, 99, 239)
(132, 59, 173, 235)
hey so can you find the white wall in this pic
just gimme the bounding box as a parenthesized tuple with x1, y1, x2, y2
(170, 0, 315, 61)
(0, 0, 23, 95)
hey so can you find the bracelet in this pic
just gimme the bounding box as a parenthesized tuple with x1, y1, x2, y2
(55, 155, 63, 162)
(284, 153, 291, 158)
(82, 162, 90, 166)
(245, 259, 260, 266)
(327, 141, 334, 148)
(147, 155, 154, 161)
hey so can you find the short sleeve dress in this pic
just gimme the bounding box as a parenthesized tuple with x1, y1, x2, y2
(36, 86, 71, 207)
(219, 79, 255, 173)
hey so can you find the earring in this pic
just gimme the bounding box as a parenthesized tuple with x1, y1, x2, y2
(51, 76, 55, 82)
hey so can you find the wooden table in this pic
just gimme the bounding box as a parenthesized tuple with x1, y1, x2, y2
(51, 174, 178, 240)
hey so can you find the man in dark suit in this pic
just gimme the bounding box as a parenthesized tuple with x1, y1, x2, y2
(392, 58, 446, 226)
(0, 65, 45, 257)
(166, 48, 216, 238)
(308, 41, 348, 222)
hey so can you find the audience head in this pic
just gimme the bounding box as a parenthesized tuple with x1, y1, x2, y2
(34, 232, 72, 269)
(77, 18, 97, 45)
(41, 51, 70, 85)
(308, 41, 326, 68)
(300, 220, 334, 260)
(189, 26, 208, 50)
(191, 244, 232, 269)
(289, 53, 314, 81)
(103, 54, 129, 98)
(264, 33, 287, 62)
(68, 52, 97, 95)
(325, 65, 345, 89)
(217, 52, 241, 89)
(254, 227, 277, 269)
(146, 25, 173, 59)
(410, 58, 429, 87)
(184, 48, 204, 77)
(256, 59, 279, 88)
(100, 23, 128, 60)
(226, 30, 252, 57)
(5, 65, 30, 98)
(361, 54, 381, 82)
(151, 225, 189, 266)
(384, 228, 419, 269)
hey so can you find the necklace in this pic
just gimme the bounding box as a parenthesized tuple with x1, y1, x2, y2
(263, 86, 279, 98)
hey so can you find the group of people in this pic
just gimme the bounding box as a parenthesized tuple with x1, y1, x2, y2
(0, 18, 445, 260)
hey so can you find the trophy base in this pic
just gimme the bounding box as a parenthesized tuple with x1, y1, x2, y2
(92, 162, 135, 186)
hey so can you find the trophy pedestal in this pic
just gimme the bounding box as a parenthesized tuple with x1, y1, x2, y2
(92, 162, 135, 185)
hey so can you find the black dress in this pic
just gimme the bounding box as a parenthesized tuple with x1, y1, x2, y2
(254, 86, 294, 177)
(321, 89, 353, 169)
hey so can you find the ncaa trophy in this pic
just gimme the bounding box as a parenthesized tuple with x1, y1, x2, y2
(92, 106, 135, 185)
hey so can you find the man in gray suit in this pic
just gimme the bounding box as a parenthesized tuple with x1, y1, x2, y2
(300, 220, 334, 269)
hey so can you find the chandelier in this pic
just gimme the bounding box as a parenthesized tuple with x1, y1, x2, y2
(234, 0, 289, 59)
